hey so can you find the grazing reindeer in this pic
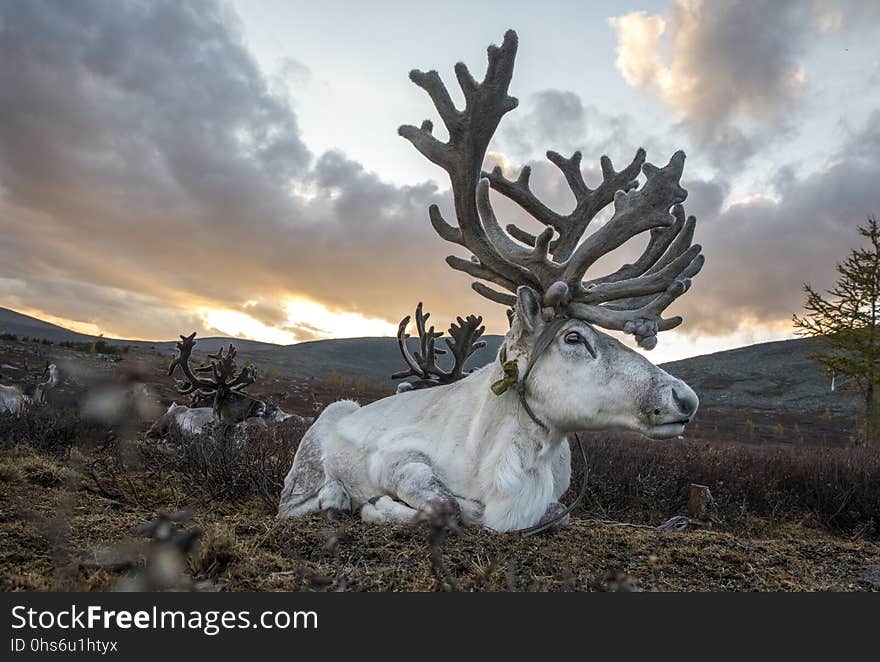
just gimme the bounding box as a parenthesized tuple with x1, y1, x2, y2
(167, 333, 266, 427)
(0, 362, 60, 416)
(279, 30, 703, 531)
(393, 302, 486, 393)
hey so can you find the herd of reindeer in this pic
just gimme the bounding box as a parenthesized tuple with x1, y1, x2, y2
(0, 303, 487, 434)
(1, 31, 706, 533)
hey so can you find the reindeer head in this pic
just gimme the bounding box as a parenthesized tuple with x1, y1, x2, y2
(400, 30, 703, 438)
(168, 333, 265, 425)
(502, 286, 697, 438)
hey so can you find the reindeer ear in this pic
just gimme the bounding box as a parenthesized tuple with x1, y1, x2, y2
(514, 286, 543, 336)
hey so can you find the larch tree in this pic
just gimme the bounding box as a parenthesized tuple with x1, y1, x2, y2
(793, 216, 880, 445)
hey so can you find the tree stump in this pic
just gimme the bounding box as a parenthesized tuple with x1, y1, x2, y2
(687, 484, 719, 523)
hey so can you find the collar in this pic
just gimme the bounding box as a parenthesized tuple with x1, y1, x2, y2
(491, 315, 570, 432)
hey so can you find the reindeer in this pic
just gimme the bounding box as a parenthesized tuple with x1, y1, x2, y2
(0, 362, 60, 416)
(393, 302, 486, 393)
(147, 401, 217, 438)
(279, 30, 703, 532)
(160, 333, 266, 436)
(264, 403, 310, 426)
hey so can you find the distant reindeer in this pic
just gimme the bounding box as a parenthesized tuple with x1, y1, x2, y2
(155, 333, 309, 439)
(167, 333, 266, 425)
(0, 362, 60, 416)
(392, 302, 486, 393)
(147, 401, 216, 438)
(279, 31, 703, 532)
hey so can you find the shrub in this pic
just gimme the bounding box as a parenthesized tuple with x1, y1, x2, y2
(142, 418, 307, 510)
(773, 423, 785, 439)
(59, 337, 123, 356)
(0, 409, 102, 458)
(743, 419, 755, 440)
(263, 367, 282, 381)
(326, 372, 345, 389)
(355, 375, 369, 394)
(568, 434, 880, 535)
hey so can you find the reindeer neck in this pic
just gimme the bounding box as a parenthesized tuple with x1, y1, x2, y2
(465, 359, 566, 455)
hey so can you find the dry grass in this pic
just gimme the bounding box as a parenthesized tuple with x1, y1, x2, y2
(1, 424, 879, 592)
(573, 434, 880, 536)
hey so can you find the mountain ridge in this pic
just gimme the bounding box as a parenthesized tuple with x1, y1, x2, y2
(0, 307, 859, 426)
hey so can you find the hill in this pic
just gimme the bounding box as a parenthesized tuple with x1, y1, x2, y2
(0, 307, 861, 440)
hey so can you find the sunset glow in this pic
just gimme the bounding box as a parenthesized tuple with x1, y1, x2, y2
(200, 299, 399, 345)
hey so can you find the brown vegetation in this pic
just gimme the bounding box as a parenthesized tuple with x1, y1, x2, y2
(1, 337, 879, 592)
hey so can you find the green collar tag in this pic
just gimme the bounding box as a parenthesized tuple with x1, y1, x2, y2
(491, 346, 519, 396)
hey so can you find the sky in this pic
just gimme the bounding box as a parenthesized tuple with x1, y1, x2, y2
(0, 0, 878, 362)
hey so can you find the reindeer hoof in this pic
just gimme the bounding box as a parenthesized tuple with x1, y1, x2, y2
(419, 500, 462, 534)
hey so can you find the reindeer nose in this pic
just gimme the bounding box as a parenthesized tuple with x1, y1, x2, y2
(672, 385, 699, 420)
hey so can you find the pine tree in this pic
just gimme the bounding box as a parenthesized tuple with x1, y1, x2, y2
(793, 216, 880, 444)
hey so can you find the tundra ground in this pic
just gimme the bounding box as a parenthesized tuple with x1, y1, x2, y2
(0, 338, 878, 591)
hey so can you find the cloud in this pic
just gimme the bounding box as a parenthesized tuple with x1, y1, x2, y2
(0, 0, 481, 340)
(241, 300, 290, 327)
(487, 100, 880, 345)
(0, 0, 876, 355)
(670, 110, 880, 336)
(609, 1, 814, 170)
(498, 89, 648, 166)
(813, 0, 880, 33)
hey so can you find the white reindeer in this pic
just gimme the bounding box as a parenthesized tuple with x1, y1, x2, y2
(278, 31, 703, 532)
(0, 363, 60, 416)
(147, 402, 216, 438)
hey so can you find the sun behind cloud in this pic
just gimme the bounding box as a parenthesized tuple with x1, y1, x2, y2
(199, 298, 398, 345)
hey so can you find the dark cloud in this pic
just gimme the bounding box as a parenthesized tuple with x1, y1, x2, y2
(0, 0, 484, 338)
(680, 178, 728, 221)
(241, 300, 290, 327)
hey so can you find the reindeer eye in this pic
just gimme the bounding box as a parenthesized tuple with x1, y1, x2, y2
(564, 330, 596, 358)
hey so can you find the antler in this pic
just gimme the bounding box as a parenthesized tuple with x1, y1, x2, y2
(400, 30, 704, 349)
(392, 304, 486, 386)
(392, 303, 444, 381)
(169, 333, 257, 409)
(168, 332, 216, 396)
(444, 315, 487, 381)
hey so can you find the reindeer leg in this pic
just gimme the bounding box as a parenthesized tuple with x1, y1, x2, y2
(383, 453, 461, 526)
(360, 496, 419, 523)
(278, 427, 352, 519)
